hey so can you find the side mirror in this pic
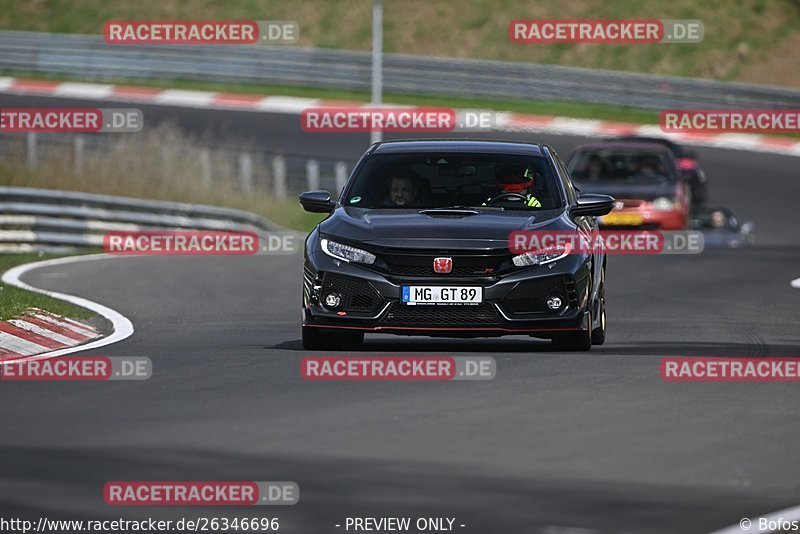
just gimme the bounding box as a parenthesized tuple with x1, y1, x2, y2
(299, 190, 335, 213)
(570, 194, 615, 217)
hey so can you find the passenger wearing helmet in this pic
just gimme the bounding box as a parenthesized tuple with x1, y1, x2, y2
(482, 161, 542, 208)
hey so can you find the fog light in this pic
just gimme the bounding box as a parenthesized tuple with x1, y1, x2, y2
(324, 292, 342, 309)
(546, 295, 564, 311)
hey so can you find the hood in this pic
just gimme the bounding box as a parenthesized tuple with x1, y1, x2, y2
(319, 207, 574, 248)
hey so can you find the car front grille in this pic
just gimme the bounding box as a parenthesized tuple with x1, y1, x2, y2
(382, 302, 501, 326)
(321, 272, 383, 313)
(379, 249, 510, 278)
(501, 275, 576, 314)
(303, 265, 317, 305)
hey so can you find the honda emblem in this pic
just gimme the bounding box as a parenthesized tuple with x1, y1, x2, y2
(433, 257, 453, 274)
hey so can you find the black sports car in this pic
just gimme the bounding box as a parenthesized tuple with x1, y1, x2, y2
(299, 140, 614, 351)
(613, 135, 709, 204)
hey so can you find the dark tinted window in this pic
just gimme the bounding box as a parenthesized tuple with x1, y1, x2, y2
(568, 148, 676, 186)
(344, 153, 561, 210)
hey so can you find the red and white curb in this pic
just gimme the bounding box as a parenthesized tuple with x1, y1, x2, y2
(0, 254, 134, 365)
(2, 76, 800, 157)
(0, 308, 102, 361)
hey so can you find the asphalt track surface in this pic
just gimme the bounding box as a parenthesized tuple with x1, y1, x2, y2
(2, 94, 800, 533)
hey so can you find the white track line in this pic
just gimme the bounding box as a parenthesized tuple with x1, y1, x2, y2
(1, 254, 134, 364)
(711, 503, 800, 533)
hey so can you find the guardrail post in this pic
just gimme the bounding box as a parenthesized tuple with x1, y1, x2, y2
(161, 147, 174, 178)
(306, 159, 320, 191)
(272, 154, 287, 199)
(239, 153, 253, 193)
(335, 162, 348, 193)
(26, 133, 38, 168)
(199, 149, 212, 189)
(73, 135, 85, 174)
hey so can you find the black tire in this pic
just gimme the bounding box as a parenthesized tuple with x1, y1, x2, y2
(692, 181, 709, 205)
(302, 326, 364, 350)
(551, 310, 592, 352)
(591, 267, 606, 345)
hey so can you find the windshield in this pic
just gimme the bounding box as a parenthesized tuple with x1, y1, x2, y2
(568, 148, 676, 186)
(616, 137, 692, 158)
(343, 152, 562, 210)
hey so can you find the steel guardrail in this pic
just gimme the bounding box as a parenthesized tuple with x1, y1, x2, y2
(1, 31, 800, 109)
(0, 186, 280, 251)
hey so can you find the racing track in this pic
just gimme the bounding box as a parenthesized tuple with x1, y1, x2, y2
(1, 94, 800, 533)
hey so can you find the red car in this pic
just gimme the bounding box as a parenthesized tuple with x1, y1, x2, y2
(567, 142, 691, 230)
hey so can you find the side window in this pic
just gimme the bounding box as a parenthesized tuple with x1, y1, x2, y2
(553, 153, 577, 204)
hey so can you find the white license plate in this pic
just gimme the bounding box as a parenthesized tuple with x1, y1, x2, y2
(402, 286, 483, 305)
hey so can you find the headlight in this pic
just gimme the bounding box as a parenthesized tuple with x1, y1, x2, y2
(321, 238, 376, 264)
(512, 242, 572, 267)
(651, 197, 674, 211)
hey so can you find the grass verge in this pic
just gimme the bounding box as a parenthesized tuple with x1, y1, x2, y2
(0, 125, 328, 232)
(0, 253, 96, 322)
(1, 0, 799, 84)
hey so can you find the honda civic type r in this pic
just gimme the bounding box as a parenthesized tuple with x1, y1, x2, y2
(299, 140, 615, 351)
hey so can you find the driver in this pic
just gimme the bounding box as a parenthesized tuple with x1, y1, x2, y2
(384, 168, 420, 207)
(482, 161, 542, 208)
(710, 209, 729, 230)
(639, 156, 665, 179)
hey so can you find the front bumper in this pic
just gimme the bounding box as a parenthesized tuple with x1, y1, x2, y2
(302, 246, 592, 338)
(601, 207, 688, 231)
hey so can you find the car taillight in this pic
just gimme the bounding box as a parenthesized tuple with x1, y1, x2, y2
(677, 158, 697, 171)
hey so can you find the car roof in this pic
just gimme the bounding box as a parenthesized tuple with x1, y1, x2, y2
(371, 139, 546, 157)
(613, 136, 680, 148)
(571, 141, 673, 155)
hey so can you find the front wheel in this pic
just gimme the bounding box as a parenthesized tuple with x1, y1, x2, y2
(591, 267, 606, 345)
(692, 181, 709, 205)
(551, 311, 592, 352)
(302, 326, 364, 350)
